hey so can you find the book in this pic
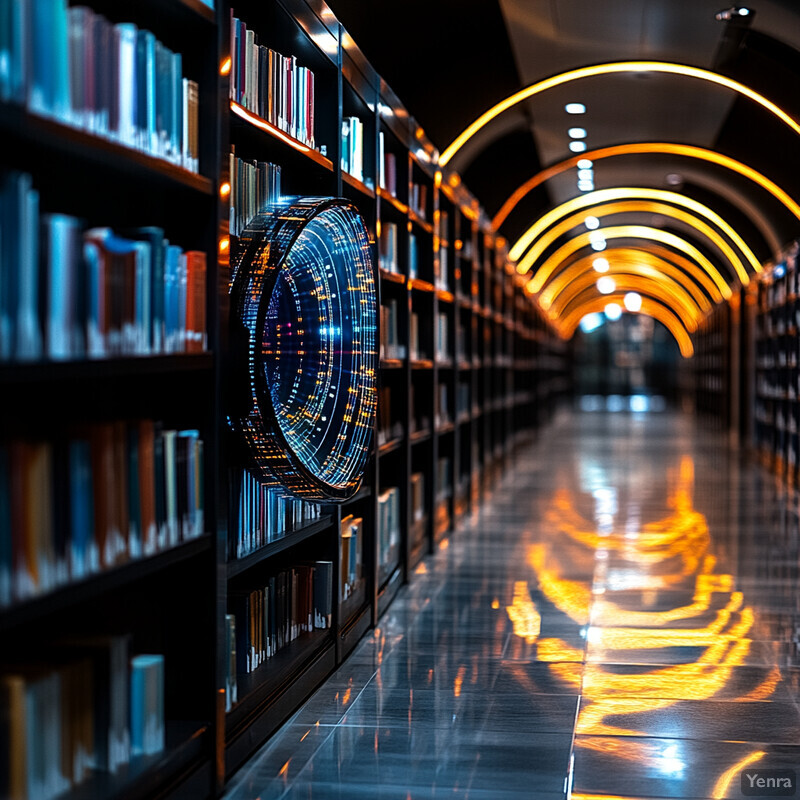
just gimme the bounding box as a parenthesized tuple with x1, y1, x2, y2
(11, 3, 200, 171)
(229, 152, 281, 237)
(130, 654, 164, 757)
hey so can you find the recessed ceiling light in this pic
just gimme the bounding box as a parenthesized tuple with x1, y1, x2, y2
(589, 230, 605, 242)
(715, 6, 752, 20)
(577, 159, 593, 170)
(665, 173, 683, 186)
(605, 303, 622, 320)
(566, 103, 586, 114)
(578, 180, 594, 191)
(591, 238, 607, 251)
(585, 216, 600, 230)
(597, 276, 616, 294)
(578, 169, 593, 181)
(569, 141, 587, 153)
(624, 292, 642, 311)
(568, 127, 587, 139)
(593, 257, 610, 272)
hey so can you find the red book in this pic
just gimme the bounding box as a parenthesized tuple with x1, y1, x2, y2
(184, 251, 206, 353)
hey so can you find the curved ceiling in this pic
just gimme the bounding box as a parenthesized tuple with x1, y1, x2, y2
(329, 0, 800, 352)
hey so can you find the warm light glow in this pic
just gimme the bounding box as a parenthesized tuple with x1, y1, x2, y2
(604, 302, 622, 320)
(220, 182, 231, 198)
(585, 216, 600, 230)
(541, 250, 715, 314)
(510, 188, 760, 284)
(524, 225, 732, 301)
(552, 273, 703, 327)
(440, 61, 800, 167)
(220, 56, 232, 76)
(597, 276, 616, 294)
(219, 237, 230, 253)
(624, 291, 642, 311)
(491, 142, 800, 234)
(711, 751, 765, 799)
(231, 101, 311, 153)
(506, 582, 542, 643)
(558, 293, 695, 355)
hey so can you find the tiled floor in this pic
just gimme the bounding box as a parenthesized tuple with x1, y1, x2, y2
(224, 411, 800, 800)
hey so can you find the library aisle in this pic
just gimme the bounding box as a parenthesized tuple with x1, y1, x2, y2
(224, 409, 800, 800)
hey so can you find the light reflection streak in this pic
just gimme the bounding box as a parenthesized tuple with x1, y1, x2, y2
(527, 454, 776, 789)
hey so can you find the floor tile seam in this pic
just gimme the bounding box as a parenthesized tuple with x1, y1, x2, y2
(272, 721, 344, 800)
(572, 730, 800, 746)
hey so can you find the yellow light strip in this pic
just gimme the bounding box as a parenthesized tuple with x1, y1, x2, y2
(515, 197, 755, 287)
(548, 271, 704, 326)
(541, 250, 714, 312)
(440, 61, 800, 167)
(511, 189, 760, 283)
(557, 280, 702, 332)
(526, 225, 732, 299)
(558, 294, 695, 357)
(491, 142, 800, 230)
(711, 751, 765, 799)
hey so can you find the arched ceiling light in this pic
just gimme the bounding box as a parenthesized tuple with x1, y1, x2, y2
(510, 188, 760, 284)
(440, 61, 800, 167)
(552, 272, 704, 327)
(490, 143, 800, 236)
(541, 252, 714, 313)
(558, 294, 695, 357)
(513, 195, 758, 285)
(525, 225, 732, 299)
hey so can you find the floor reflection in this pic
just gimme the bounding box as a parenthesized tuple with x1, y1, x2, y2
(224, 411, 800, 800)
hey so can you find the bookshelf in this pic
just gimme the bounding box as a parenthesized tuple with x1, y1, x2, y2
(0, 0, 569, 797)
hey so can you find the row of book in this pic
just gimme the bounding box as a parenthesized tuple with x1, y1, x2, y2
(409, 312, 426, 362)
(1, 637, 164, 800)
(409, 382, 431, 435)
(0, 171, 206, 362)
(230, 14, 316, 148)
(378, 222, 400, 274)
(230, 468, 322, 560)
(436, 312, 450, 362)
(377, 487, 401, 577)
(0, 421, 204, 608)
(229, 561, 333, 675)
(410, 472, 425, 551)
(380, 299, 405, 361)
(378, 386, 404, 447)
(229, 152, 281, 238)
(223, 614, 238, 712)
(437, 384, 451, 427)
(341, 116, 365, 183)
(0, 1, 199, 172)
(378, 133, 399, 197)
(340, 515, 364, 603)
(410, 182, 428, 221)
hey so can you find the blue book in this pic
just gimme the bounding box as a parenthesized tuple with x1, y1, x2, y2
(130, 655, 164, 757)
(164, 244, 181, 352)
(0, 172, 22, 360)
(115, 23, 138, 147)
(0, 0, 26, 102)
(123, 227, 164, 353)
(171, 51, 182, 163)
(136, 30, 157, 153)
(68, 439, 93, 582)
(16, 179, 41, 361)
(43, 214, 82, 360)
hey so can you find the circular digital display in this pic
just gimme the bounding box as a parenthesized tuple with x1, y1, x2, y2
(229, 197, 377, 500)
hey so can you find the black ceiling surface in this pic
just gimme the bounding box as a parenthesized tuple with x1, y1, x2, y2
(328, 1, 800, 269)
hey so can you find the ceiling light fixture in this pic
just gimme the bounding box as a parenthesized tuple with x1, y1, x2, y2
(604, 303, 622, 320)
(624, 292, 643, 311)
(593, 257, 610, 272)
(578, 169, 594, 181)
(566, 103, 586, 114)
(715, 6, 752, 20)
(569, 141, 587, 153)
(597, 276, 616, 294)
(568, 127, 587, 139)
(578, 180, 595, 191)
(440, 61, 800, 167)
(577, 159, 593, 170)
(585, 216, 600, 230)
